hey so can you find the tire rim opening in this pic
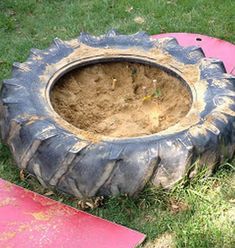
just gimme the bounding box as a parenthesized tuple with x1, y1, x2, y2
(50, 61, 192, 138)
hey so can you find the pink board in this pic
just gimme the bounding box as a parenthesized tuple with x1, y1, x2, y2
(0, 179, 145, 247)
(151, 33, 235, 75)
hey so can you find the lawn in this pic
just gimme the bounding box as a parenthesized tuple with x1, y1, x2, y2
(0, 0, 235, 247)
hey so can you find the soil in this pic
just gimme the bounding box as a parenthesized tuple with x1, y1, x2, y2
(51, 62, 191, 138)
(144, 232, 175, 248)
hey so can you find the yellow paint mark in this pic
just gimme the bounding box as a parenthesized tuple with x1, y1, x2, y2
(29, 203, 72, 221)
(0, 231, 16, 241)
(0, 197, 16, 207)
(31, 211, 51, 221)
(143, 95, 152, 101)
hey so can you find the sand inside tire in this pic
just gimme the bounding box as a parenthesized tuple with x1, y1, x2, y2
(51, 62, 191, 138)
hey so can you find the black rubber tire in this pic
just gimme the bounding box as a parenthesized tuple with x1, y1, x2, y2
(1, 30, 235, 198)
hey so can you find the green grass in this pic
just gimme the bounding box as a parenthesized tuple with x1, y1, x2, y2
(0, 0, 235, 247)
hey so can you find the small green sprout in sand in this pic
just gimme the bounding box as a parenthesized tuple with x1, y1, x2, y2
(154, 89, 161, 98)
(152, 79, 161, 98)
(142, 79, 161, 102)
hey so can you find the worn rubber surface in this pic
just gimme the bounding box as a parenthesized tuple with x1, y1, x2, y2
(1, 30, 235, 198)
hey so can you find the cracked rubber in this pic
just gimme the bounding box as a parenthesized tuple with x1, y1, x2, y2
(1, 30, 235, 198)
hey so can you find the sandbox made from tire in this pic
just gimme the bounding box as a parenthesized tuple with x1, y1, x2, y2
(51, 62, 191, 138)
(2, 31, 235, 198)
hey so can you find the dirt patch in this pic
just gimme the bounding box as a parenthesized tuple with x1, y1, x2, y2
(51, 62, 191, 138)
(144, 232, 175, 248)
(168, 198, 189, 214)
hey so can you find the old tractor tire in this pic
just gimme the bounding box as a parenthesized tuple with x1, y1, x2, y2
(1, 30, 235, 198)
